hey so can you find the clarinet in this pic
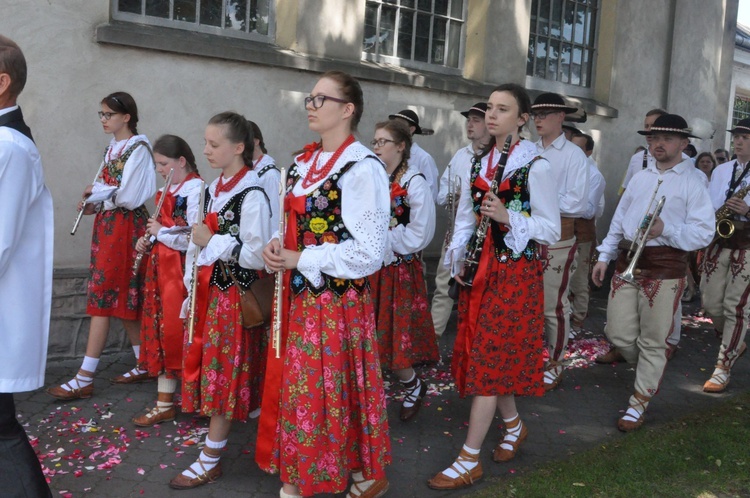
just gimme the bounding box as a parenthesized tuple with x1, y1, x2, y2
(460, 135, 512, 287)
(131, 168, 174, 275)
(272, 167, 288, 359)
(187, 181, 207, 345)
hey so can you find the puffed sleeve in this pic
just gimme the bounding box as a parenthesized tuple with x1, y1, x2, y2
(297, 157, 390, 286)
(388, 174, 436, 258)
(504, 158, 561, 252)
(157, 181, 203, 252)
(106, 144, 156, 210)
(258, 166, 281, 233)
(444, 163, 475, 276)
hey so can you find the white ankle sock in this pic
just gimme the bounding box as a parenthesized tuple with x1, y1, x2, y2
(499, 415, 523, 451)
(402, 375, 422, 409)
(622, 406, 644, 423)
(441, 444, 479, 479)
(81, 356, 100, 374)
(132, 345, 141, 359)
(181, 438, 226, 477)
(156, 401, 173, 412)
(61, 373, 93, 392)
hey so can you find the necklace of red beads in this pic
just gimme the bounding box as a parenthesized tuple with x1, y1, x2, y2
(302, 134, 355, 188)
(215, 166, 251, 196)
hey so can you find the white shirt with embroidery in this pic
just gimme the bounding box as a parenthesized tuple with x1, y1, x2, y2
(90, 134, 156, 211)
(437, 144, 475, 207)
(156, 177, 204, 252)
(409, 142, 439, 202)
(251, 153, 281, 230)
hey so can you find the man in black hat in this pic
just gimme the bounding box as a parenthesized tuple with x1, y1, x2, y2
(389, 109, 439, 202)
(700, 117, 750, 394)
(531, 92, 590, 391)
(0, 35, 54, 497)
(591, 113, 714, 432)
(431, 102, 490, 337)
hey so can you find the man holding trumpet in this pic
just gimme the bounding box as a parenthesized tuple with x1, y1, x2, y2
(700, 118, 750, 393)
(592, 114, 714, 432)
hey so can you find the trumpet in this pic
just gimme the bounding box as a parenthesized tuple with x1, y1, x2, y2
(132, 168, 174, 275)
(70, 162, 106, 236)
(187, 181, 207, 345)
(272, 167, 288, 359)
(715, 183, 750, 239)
(444, 165, 461, 246)
(616, 179, 665, 286)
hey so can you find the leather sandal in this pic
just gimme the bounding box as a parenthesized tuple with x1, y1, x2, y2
(426, 448, 483, 490)
(110, 368, 155, 384)
(543, 361, 563, 392)
(703, 366, 730, 393)
(617, 392, 650, 432)
(493, 419, 528, 462)
(346, 476, 389, 498)
(132, 406, 177, 427)
(595, 347, 625, 364)
(169, 458, 222, 490)
(400, 377, 428, 421)
(46, 377, 94, 401)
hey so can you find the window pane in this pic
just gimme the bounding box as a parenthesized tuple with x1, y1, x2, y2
(200, 0, 222, 27)
(364, 3, 378, 52)
(560, 42, 571, 83)
(450, 0, 463, 18)
(414, 13, 430, 62)
(432, 17, 446, 63)
(446, 19, 461, 67)
(562, 0, 575, 42)
(385, 0, 397, 4)
(581, 48, 591, 87)
(118, 0, 142, 14)
(145, 0, 168, 17)
(226, 0, 246, 30)
(571, 46, 582, 85)
(573, 3, 584, 44)
(401, 0, 415, 7)
(434, 0, 448, 15)
(538, 0, 551, 36)
(547, 40, 560, 80)
(587, 8, 597, 46)
(534, 37, 548, 78)
(380, 6, 398, 56)
(398, 10, 415, 59)
(174, 0, 196, 22)
(418, 0, 431, 12)
(550, 0, 562, 39)
(250, 0, 269, 35)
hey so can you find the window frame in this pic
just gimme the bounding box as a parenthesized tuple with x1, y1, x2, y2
(111, 0, 275, 43)
(362, 0, 467, 76)
(525, 0, 600, 99)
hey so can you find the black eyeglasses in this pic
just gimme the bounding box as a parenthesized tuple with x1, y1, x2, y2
(370, 138, 396, 148)
(304, 94, 350, 110)
(98, 111, 121, 120)
(531, 111, 557, 120)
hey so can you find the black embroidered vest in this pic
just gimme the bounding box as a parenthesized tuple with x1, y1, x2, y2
(388, 173, 424, 266)
(256, 163, 279, 178)
(287, 160, 372, 297)
(469, 156, 541, 262)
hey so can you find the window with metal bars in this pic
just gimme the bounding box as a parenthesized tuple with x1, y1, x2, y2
(113, 0, 272, 41)
(733, 95, 750, 126)
(363, 0, 465, 70)
(527, 0, 598, 88)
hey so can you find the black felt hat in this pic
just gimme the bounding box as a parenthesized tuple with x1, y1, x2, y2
(562, 122, 582, 134)
(531, 93, 578, 114)
(638, 113, 698, 138)
(388, 109, 434, 135)
(728, 118, 750, 135)
(460, 102, 488, 118)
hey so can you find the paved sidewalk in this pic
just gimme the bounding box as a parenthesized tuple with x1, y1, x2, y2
(16, 284, 749, 498)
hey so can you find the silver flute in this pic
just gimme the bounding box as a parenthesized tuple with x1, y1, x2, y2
(272, 167, 288, 359)
(70, 162, 107, 236)
(131, 168, 174, 275)
(187, 181, 207, 345)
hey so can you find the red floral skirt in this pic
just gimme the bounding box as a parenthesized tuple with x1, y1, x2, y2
(138, 245, 186, 378)
(452, 255, 545, 397)
(371, 259, 439, 370)
(86, 207, 148, 320)
(181, 284, 266, 420)
(269, 288, 391, 496)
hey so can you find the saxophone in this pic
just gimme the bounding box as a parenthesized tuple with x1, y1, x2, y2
(715, 183, 750, 239)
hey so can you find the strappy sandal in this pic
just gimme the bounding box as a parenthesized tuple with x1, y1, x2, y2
(132, 405, 176, 427)
(46, 376, 94, 401)
(544, 360, 564, 392)
(400, 377, 428, 421)
(703, 366, 730, 393)
(426, 448, 483, 490)
(617, 392, 650, 432)
(169, 455, 223, 489)
(493, 419, 528, 462)
(346, 475, 389, 498)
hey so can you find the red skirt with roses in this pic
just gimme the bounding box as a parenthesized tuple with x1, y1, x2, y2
(452, 244, 545, 398)
(86, 207, 148, 319)
(269, 287, 391, 496)
(371, 258, 439, 370)
(181, 284, 266, 420)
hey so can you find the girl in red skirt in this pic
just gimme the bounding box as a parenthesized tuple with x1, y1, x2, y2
(48, 91, 156, 401)
(248, 120, 281, 227)
(258, 71, 392, 498)
(132, 135, 202, 427)
(370, 119, 439, 422)
(427, 84, 561, 490)
(168, 112, 272, 489)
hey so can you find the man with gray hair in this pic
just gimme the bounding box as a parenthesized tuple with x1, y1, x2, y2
(0, 34, 53, 497)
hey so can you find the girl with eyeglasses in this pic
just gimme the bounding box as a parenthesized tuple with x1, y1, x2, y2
(168, 112, 272, 489)
(47, 91, 156, 401)
(369, 119, 439, 423)
(257, 71, 392, 498)
(428, 83, 560, 490)
(129, 135, 202, 427)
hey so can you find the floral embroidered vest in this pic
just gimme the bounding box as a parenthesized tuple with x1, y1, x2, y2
(203, 186, 266, 290)
(287, 160, 371, 297)
(101, 141, 149, 187)
(469, 155, 541, 262)
(388, 172, 424, 265)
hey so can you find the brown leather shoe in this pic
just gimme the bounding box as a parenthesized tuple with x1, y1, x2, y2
(493, 420, 528, 462)
(132, 406, 177, 427)
(703, 366, 730, 393)
(595, 347, 626, 364)
(427, 448, 483, 490)
(400, 377, 428, 421)
(346, 477, 389, 498)
(617, 392, 650, 432)
(110, 369, 155, 384)
(543, 361, 563, 391)
(169, 460, 222, 490)
(46, 381, 94, 401)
